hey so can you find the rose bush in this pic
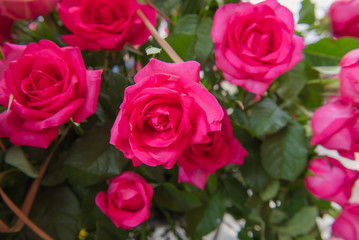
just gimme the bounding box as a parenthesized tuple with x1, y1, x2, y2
(211, 0, 304, 95)
(332, 203, 359, 240)
(178, 109, 248, 189)
(305, 157, 359, 206)
(311, 97, 359, 159)
(110, 59, 223, 169)
(57, 0, 157, 50)
(329, 0, 359, 39)
(340, 49, 359, 105)
(0, 0, 58, 20)
(95, 171, 153, 229)
(0, 40, 102, 148)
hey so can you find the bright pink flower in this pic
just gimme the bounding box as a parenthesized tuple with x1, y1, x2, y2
(57, 0, 156, 51)
(0, 40, 102, 148)
(329, 0, 359, 39)
(311, 97, 359, 160)
(178, 109, 247, 189)
(0, 13, 13, 43)
(0, 0, 58, 20)
(332, 203, 359, 240)
(110, 59, 224, 169)
(305, 157, 359, 206)
(95, 172, 153, 230)
(211, 0, 304, 95)
(340, 49, 359, 105)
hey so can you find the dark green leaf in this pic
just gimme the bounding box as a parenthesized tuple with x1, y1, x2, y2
(195, 17, 214, 63)
(304, 37, 359, 66)
(5, 146, 39, 178)
(174, 14, 199, 34)
(276, 61, 307, 101)
(65, 124, 129, 186)
(150, 0, 181, 16)
(224, 177, 248, 212)
(249, 98, 291, 136)
(298, 0, 315, 25)
(260, 180, 280, 201)
(261, 122, 308, 180)
(277, 206, 318, 236)
(186, 190, 226, 239)
(24, 186, 81, 240)
(269, 209, 287, 224)
(96, 220, 129, 240)
(158, 33, 197, 62)
(108, 71, 131, 113)
(154, 183, 201, 212)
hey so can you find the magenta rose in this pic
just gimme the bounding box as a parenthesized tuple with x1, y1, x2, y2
(57, 0, 156, 51)
(211, 0, 304, 95)
(178, 109, 248, 189)
(332, 203, 359, 240)
(0, 13, 13, 43)
(95, 172, 153, 230)
(329, 0, 359, 39)
(0, 40, 102, 148)
(0, 0, 58, 20)
(311, 97, 359, 160)
(110, 59, 224, 169)
(305, 157, 359, 206)
(340, 49, 359, 105)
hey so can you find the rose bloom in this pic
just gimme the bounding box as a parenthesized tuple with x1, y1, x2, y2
(211, 0, 304, 95)
(329, 0, 359, 39)
(340, 49, 359, 105)
(110, 59, 224, 169)
(0, 13, 13, 43)
(311, 97, 359, 160)
(95, 172, 153, 229)
(178, 109, 248, 189)
(57, 0, 157, 51)
(305, 157, 359, 206)
(332, 203, 359, 240)
(0, 0, 58, 20)
(0, 40, 102, 148)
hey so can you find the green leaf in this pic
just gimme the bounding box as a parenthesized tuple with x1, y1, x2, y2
(108, 71, 131, 114)
(5, 146, 39, 178)
(158, 33, 197, 62)
(150, 0, 180, 16)
(249, 98, 291, 136)
(277, 206, 318, 236)
(298, 0, 315, 25)
(312, 66, 341, 75)
(260, 180, 280, 201)
(24, 186, 81, 240)
(304, 37, 359, 66)
(223, 177, 248, 212)
(194, 17, 214, 63)
(65, 124, 129, 186)
(96, 220, 129, 240)
(276, 61, 307, 101)
(269, 209, 287, 224)
(186, 190, 226, 239)
(0, 169, 20, 186)
(174, 14, 199, 34)
(241, 139, 269, 192)
(154, 183, 202, 212)
(261, 122, 308, 180)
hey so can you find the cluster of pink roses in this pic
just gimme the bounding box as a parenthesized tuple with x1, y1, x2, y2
(305, 157, 359, 239)
(329, 0, 359, 39)
(311, 49, 359, 160)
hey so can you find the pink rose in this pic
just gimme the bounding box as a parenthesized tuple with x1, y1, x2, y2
(329, 0, 359, 39)
(57, 0, 157, 51)
(95, 172, 153, 230)
(340, 49, 359, 105)
(311, 97, 359, 160)
(211, 0, 304, 95)
(0, 0, 58, 20)
(110, 59, 224, 169)
(305, 157, 359, 206)
(178, 109, 248, 189)
(0, 40, 102, 148)
(332, 203, 359, 240)
(0, 13, 13, 43)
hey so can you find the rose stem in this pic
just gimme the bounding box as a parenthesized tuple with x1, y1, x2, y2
(143, 0, 175, 26)
(0, 139, 7, 152)
(0, 124, 71, 238)
(136, 9, 183, 63)
(0, 188, 53, 240)
(0, 45, 3, 60)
